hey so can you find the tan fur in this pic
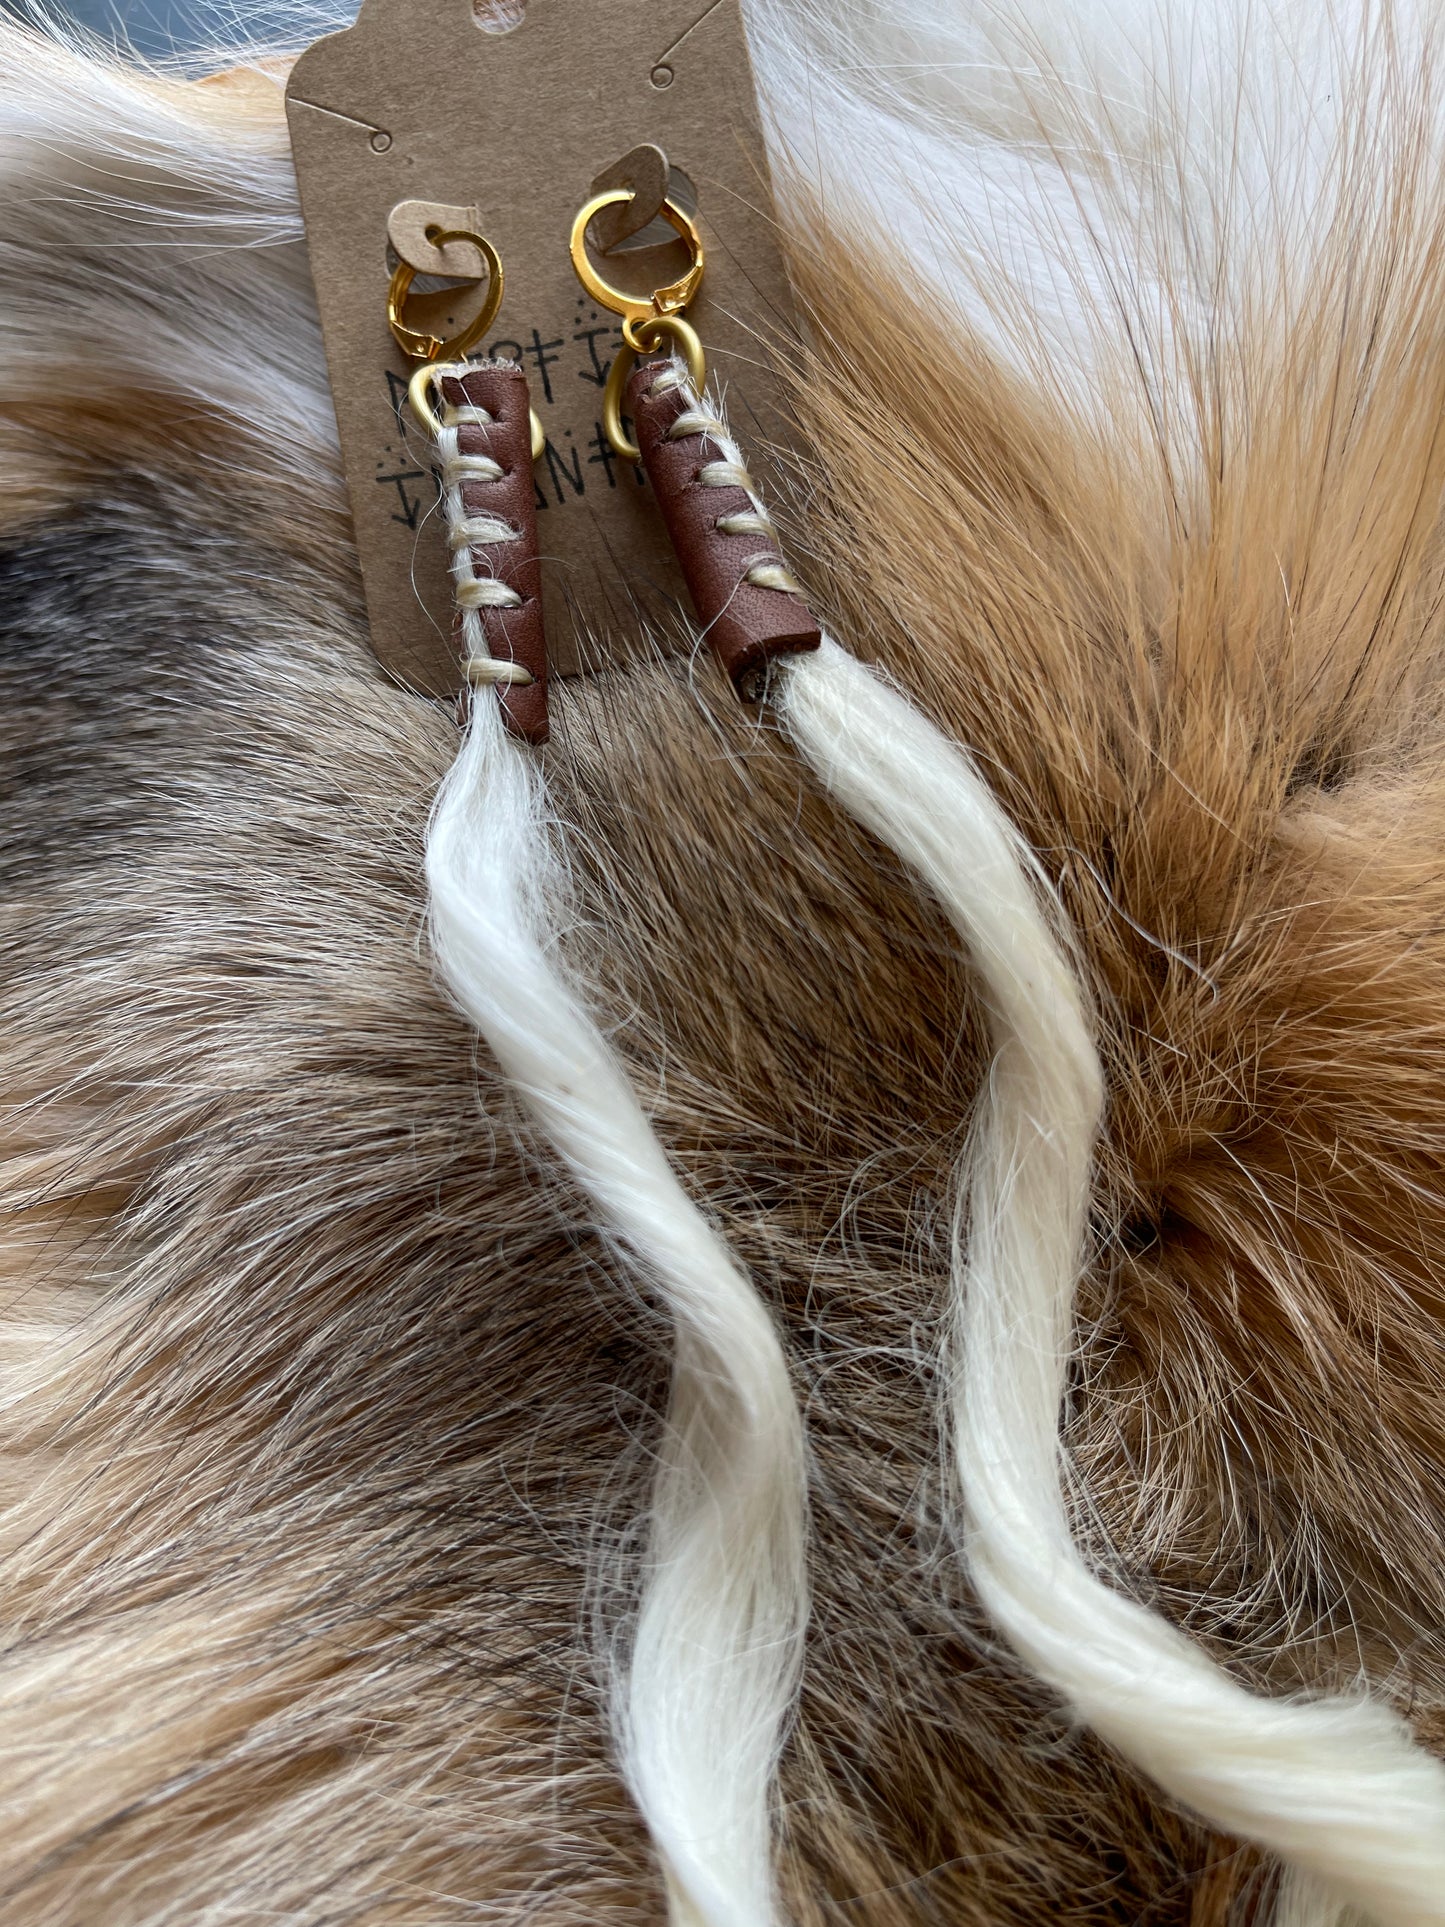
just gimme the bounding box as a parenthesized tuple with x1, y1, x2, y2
(4, 25, 1445, 1924)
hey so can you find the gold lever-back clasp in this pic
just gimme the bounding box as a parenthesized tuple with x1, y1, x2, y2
(389, 226, 544, 460)
(569, 187, 707, 461)
(569, 187, 704, 322)
(387, 227, 504, 363)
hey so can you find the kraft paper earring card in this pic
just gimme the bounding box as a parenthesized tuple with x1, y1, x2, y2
(286, 0, 801, 695)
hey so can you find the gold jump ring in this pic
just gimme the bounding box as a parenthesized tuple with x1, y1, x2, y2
(602, 313, 707, 463)
(407, 361, 545, 460)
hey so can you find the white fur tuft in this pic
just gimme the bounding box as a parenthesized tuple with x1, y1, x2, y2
(425, 654, 808, 1927)
(778, 638, 1445, 1927)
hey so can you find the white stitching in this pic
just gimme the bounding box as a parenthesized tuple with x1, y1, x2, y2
(440, 452, 507, 487)
(447, 515, 518, 549)
(455, 576, 525, 611)
(465, 655, 534, 686)
(715, 510, 774, 538)
(429, 363, 526, 673)
(649, 361, 805, 598)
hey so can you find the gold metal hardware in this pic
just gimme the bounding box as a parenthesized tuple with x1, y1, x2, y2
(568, 186, 704, 323)
(390, 225, 543, 458)
(386, 226, 504, 363)
(569, 186, 709, 459)
(602, 313, 706, 464)
(407, 361, 546, 461)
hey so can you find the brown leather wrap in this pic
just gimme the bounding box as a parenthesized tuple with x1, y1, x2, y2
(626, 360, 821, 697)
(439, 363, 548, 744)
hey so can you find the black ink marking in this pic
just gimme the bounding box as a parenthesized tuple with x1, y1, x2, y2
(574, 321, 622, 387)
(523, 328, 565, 405)
(543, 437, 586, 505)
(385, 369, 411, 430)
(376, 467, 430, 528)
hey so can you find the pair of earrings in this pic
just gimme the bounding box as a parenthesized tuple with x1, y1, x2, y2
(385, 177, 820, 744)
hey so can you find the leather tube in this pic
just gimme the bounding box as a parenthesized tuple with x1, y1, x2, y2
(626, 359, 821, 698)
(439, 362, 548, 744)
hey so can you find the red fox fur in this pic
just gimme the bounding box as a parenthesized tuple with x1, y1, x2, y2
(3, 4, 1445, 1920)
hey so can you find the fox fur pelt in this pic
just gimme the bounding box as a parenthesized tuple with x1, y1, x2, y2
(4, 0, 1445, 1920)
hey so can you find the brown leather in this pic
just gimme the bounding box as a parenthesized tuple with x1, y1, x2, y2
(626, 360, 821, 698)
(439, 362, 548, 744)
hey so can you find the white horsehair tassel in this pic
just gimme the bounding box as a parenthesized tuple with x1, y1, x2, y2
(629, 355, 1445, 1927)
(420, 359, 809, 1927)
(775, 637, 1445, 1927)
